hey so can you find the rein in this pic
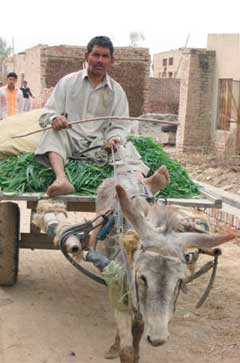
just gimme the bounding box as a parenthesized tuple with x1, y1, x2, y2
(70, 144, 110, 167)
(184, 248, 221, 308)
(59, 211, 112, 286)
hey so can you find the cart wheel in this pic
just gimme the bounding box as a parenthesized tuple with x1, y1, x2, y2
(0, 202, 20, 286)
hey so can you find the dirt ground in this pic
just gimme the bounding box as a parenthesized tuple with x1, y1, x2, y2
(167, 147, 240, 194)
(1, 150, 240, 363)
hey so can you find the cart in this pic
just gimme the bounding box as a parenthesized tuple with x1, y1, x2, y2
(0, 190, 222, 286)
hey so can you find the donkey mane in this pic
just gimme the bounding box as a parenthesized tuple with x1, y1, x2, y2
(146, 203, 180, 233)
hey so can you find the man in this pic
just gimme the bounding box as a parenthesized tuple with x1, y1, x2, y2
(35, 36, 168, 197)
(0, 72, 24, 119)
(20, 81, 34, 112)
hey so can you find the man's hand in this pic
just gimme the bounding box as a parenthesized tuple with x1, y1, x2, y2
(104, 137, 121, 153)
(51, 115, 72, 130)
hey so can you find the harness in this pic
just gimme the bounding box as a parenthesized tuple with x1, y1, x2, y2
(59, 143, 222, 309)
(70, 144, 110, 167)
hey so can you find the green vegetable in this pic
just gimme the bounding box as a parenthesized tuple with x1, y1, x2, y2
(0, 136, 199, 198)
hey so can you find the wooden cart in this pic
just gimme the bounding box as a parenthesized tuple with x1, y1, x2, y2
(0, 190, 222, 286)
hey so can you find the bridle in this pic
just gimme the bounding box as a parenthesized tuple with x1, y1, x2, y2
(131, 246, 222, 317)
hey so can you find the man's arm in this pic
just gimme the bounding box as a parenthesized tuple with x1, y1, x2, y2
(28, 88, 34, 98)
(105, 86, 131, 144)
(0, 89, 3, 119)
(18, 90, 24, 113)
(39, 79, 67, 128)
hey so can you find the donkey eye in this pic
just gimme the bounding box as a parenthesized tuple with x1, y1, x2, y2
(140, 275, 148, 287)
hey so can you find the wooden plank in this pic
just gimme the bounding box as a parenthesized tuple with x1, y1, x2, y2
(166, 198, 221, 209)
(66, 201, 95, 212)
(197, 181, 240, 210)
(20, 233, 59, 250)
(26, 199, 96, 212)
(218, 79, 232, 130)
(0, 192, 221, 211)
(0, 192, 95, 203)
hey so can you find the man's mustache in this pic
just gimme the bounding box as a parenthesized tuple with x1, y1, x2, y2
(95, 63, 104, 68)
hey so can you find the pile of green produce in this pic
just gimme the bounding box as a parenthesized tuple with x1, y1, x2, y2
(0, 136, 199, 198)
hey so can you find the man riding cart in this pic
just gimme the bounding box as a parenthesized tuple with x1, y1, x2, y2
(35, 35, 166, 197)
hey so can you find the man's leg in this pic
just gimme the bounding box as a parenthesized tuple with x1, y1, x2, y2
(35, 128, 77, 197)
(144, 165, 170, 194)
(47, 151, 75, 197)
(119, 142, 170, 194)
(26, 98, 31, 112)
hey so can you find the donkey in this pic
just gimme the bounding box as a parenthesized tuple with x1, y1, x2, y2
(88, 167, 237, 363)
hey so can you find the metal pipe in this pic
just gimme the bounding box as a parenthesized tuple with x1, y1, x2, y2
(64, 235, 82, 255)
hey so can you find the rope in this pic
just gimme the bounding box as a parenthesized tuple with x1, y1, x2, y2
(184, 248, 222, 308)
(111, 145, 135, 292)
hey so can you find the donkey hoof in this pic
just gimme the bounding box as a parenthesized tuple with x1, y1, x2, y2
(104, 344, 120, 359)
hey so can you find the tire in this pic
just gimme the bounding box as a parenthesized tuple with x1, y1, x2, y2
(0, 202, 20, 286)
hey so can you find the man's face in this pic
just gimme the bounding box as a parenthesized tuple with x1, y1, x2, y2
(85, 45, 114, 78)
(7, 77, 17, 89)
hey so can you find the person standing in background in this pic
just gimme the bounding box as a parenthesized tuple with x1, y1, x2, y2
(0, 72, 24, 119)
(21, 80, 34, 112)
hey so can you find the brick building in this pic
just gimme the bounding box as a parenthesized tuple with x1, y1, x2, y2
(207, 34, 240, 156)
(176, 48, 216, 153)
(152, 49, 183, 79)
(152, 34, 240, 156)
(3, 35, 240, 155)
(2, 44, 150, 117)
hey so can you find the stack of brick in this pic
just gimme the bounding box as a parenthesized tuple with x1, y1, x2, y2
(205, 207, 240, 232)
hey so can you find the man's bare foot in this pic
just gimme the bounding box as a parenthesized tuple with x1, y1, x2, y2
(144, 165, 170, 194)
(47, 179, 75, 197)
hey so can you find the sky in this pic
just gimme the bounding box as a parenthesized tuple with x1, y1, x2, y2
(1, 0, 240, 56)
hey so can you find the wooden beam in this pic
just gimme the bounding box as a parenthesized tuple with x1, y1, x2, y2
(20, 233, 58, 250)
(0, 191, 222, 211)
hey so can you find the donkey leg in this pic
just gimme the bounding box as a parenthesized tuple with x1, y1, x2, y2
(104, 330, 120, 359)
(132, 316, 144, 363)
(114, 309, 135, 363)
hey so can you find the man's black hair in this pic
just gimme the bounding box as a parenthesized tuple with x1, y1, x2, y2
(87, 36, 114, 56)
(7, 72, 18, 79)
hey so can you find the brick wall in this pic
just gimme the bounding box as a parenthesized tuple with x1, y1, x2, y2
(111, 47, 150, 115)
(144, 77, 180, 114)
(41, 46, 150, 116)
(2, 45, 150, 116)
(205, 208, 240, 232)
(2, 45, 42, 96)
(110, 61, 147, 116)
(176, 49, 216, 152)
(40, 45, 86, 89)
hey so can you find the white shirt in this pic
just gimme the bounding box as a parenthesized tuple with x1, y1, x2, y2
(39, 69, 130, 143)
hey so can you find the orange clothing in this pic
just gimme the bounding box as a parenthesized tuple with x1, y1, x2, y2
(6, 88, 17, 116)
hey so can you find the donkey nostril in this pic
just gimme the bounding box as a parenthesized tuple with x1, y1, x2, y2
(147, 336, 167, 346)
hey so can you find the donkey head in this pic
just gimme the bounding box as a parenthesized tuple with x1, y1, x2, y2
(116, 184, 237, 347)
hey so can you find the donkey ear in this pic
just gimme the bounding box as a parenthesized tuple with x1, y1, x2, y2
(115, 185, 148, 235)
(178, 229, 239, 250)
